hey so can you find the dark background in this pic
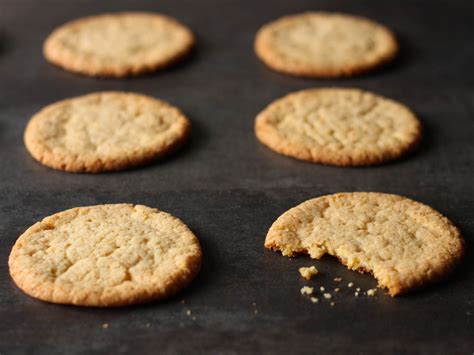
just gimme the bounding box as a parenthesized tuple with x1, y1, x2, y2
(0, 0, 473, 354)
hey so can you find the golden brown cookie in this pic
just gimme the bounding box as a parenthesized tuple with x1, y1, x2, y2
(44, 12, 195, 77)
(9, 204, 202, 307)
(24, 91, 191, 173)
(255, 12, 398, 78)
(255, 88, 421, 166)
(265, 192, 464, 296)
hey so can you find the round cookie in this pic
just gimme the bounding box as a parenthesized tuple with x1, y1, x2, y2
(255, 12, 398, 78)
(265, 192, 464, 296)
(24, 92, 191, 173)
(255, 88, 421, 166)
(44, 12, 195, 77)
(9, 204, 202, 307)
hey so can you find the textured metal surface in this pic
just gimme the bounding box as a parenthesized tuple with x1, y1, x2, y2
(0, 0, 473, 354)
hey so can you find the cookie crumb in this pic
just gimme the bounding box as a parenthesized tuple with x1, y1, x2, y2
(300, 286, 314, 295)
(102, 323, 109, 329)
(323, 293, 332, 300)
(186, 309, 192, 316)
(330, 302, 335, 307)
(263, 192, 463, 297)
(310, 297, 319, 303)
(348, 282, 354, 288)
(367, 289, 377, 296)
(333, 277, 342, 282)
(356, 287, 361, 292)
(299, 266, 319, 280)
(355, 292, 359, 297)
(319, 286, 325, 292)
(334, 288, 340, 293)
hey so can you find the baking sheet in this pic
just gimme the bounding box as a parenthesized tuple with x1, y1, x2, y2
(0, 0, 473, 353)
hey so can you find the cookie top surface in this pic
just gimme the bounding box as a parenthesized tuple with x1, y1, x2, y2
(255, 12, 398, 77)
(9, 204, 202, 307)
(44, 12, 195, 77)
(24, 92, 191, 173)
(255, 88, 421, 166)
(265, 192, 464, 296)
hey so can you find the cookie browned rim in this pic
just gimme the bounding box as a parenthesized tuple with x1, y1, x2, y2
(9, 204, 202, 307)
(24, 92, 191, 173)
(255, 12, 398, 78)
(255, 88, 422, 166)
(264, 192, 464, 296)
(44, 12, 195, 77)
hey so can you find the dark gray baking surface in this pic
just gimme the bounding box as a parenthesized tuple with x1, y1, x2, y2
(0, 0, 473, 353)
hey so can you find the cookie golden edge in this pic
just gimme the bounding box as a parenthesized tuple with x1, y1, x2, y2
(24, 91, 192, 173)
(255, 88, 422, 166)
(43, 12, 195, 78)
(254, 12, 399, 78)
(264, 193, 465, 296)
(8, 204, 203, 307)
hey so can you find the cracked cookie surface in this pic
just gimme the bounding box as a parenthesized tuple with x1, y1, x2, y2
(9, 204, 202, 307)
(255, 12, 398, 77)
(44, 12, 195, 77)
(24, 91, 191, 173)
(265, 192, 464, 296)
(255, 88, 421, 166)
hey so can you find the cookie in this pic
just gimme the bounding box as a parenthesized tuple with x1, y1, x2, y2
(255, 12, 398, 78)
(24, 92, 191, 173)
(44, 12, 195, 77)
(255, 88, 421, 166)
(264, 192, 464, 296)
(9, 204, 202, 307)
